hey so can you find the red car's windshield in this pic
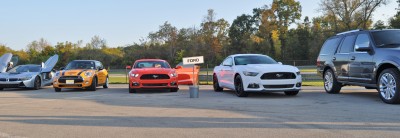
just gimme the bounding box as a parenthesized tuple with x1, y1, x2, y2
(134, 61, 171, 69)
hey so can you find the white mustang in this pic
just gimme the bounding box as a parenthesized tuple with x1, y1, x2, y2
(213, 54, 302, 97)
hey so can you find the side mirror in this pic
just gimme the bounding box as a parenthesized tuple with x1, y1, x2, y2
(60, 67, 65, 70)
(126, 66, 132, 69)
(98, 67, 104, 70)
(355, 45, 371, 52)
(278, 62, 283, 65)
(175, 65, 183, 69)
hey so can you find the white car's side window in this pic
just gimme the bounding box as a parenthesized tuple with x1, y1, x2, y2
(222, 57, 233, 66)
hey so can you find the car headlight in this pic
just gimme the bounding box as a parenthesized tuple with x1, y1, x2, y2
(84, 72, 93, 77)
(130, 73, 139, 77)
(243, 71, 259, 76)
(170, 73, 177, 77)
(296, 71, 301, 75)
(20, 76, 32, 81)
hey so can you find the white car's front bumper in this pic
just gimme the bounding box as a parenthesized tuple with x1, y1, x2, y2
(241, 73, 302, 92)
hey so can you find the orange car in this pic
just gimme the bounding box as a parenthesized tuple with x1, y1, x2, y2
(53, 60, 109, 92)
(128, 59, 178, 93)
(175, 63, 200, 85)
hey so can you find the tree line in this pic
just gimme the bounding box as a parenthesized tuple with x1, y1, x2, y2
(1, 0, 399, 69)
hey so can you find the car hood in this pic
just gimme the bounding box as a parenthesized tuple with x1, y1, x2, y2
(235, 64, 299, 73)
(61, 69, 95, 76)
(132, 68, 174, 74)
(0, 72, 39, 78)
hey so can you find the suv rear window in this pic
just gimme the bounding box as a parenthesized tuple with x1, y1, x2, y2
(319, 37, 341, 55)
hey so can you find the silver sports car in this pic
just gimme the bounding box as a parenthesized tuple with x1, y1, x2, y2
(0, 54, 59, 90)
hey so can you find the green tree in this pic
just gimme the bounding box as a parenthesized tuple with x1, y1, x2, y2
(390, 0, 400, 28)
(373, 20, 387, 29)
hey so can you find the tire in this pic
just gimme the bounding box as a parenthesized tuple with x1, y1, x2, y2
(129, 88, 137, 93)
(88, 77, 97, 91)
(0, 88, 3, 91)
(103, 77, 109, 88)
(33, 76, 41, 90)
(323, 69, 342, 94)
(170, 88, 179, 92)
(55, 88, 61, 92)
(378, 68, 400, 104)
(234, 75, 248, 97)
(213, 74, 223, 92)
(284, 91, 299, 96)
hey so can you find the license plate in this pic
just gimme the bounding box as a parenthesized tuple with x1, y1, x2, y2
(66, 80, 74, 84)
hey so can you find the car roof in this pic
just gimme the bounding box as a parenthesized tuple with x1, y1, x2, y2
(336, 29, 400, 36)
(135, 59, 167, 62)
(18, 64, 40, 66)
(72, 60, 99, 62)
(230, 54, 269, 57)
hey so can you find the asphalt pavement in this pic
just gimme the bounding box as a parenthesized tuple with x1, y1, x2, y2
(0, 85, 399, 138)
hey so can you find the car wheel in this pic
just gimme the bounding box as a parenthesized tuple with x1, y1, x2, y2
(55, 88, 61, 92)
(33, 76, 41, 90)
(323, 69, 342, 94)
(234, 75, 248, 97)
(88, 77, 97, 91)
(378, 68, 400, 104)
(213, 74, 223, 92)
(129, 88, 137, 93)
(284, 91, 299, 96)
(0, 88, 3, 91)
(103, 77, 109, 88)
(170, 88, 179, 92)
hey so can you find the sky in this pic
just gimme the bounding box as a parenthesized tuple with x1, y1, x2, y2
(0, 0, 397, 50)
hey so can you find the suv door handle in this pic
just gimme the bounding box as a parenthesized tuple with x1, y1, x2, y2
(332, 57, 336, 61)
(351, 56, 356, 60)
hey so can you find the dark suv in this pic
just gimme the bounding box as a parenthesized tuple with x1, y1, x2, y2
(317, 29, 400, 104)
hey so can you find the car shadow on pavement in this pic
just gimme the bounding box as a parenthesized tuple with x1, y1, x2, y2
(222, 90, 299, 99)
(1, 115, 400, 131)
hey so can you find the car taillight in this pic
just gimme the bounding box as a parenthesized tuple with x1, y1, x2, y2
(316, 57, 321, 66)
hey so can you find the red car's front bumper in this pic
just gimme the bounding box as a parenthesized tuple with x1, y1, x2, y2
(129, 78, 178, 89)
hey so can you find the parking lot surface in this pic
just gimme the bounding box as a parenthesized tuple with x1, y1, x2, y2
(0, 85, 400, 138)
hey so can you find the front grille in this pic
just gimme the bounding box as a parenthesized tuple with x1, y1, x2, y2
(140, 74, 170, 80)
(9, 78, 19, 81)
(263, 84, 294, 89)
(58, 76, 84, 83)
(59, 84, 82, 87)
(0, 83, 25, 88)
(142, 83, 168, 86)
(0, 78, 21, 82)
(261, 72, 296, 80)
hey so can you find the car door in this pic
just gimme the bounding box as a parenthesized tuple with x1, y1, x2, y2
(0, 53, 13, 73)
(349, 33, 375, 83)
(95, 61, 107, 84)
(223, 57, 235, 89)
(218, 57, 233, 88)
(41, 54, 59, 73)
(333, 34, 356, 82)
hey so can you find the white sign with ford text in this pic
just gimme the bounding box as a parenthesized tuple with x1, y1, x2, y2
(183, 56, 204, 65)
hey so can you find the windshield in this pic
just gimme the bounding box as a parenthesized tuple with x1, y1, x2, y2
(8, 65, 41, 73)
(65, 61, 95, 70)
(234, 55, 278, 65)
(134, 61, 171, 68)
(372, 30, 400, 47)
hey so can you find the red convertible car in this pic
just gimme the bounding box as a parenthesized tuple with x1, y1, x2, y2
(128, 59, 179, 93)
